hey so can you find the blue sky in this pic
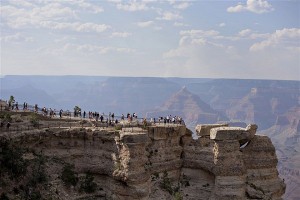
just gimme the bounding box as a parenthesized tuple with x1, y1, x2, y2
(0, 0, 299, 80)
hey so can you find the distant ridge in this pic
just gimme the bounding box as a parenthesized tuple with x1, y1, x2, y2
(147, 86, 226, 125)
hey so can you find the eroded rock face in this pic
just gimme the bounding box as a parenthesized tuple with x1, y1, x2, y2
(0, 124, 285, 199)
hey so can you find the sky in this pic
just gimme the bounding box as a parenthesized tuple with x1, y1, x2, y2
(0, 0, 299, 80)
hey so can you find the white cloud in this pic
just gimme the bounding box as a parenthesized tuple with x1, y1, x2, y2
(227, 0, 274, 14)
(166, 0, 176, 5)
(249, 33, 270, 39)
(162, 27, 300, 80)
(107, 0, 122, 3)
(117, 1, 148, 11)
(75, 23, 110, 33)
(174, 22, 188, 27)
(0, 1, 109, 34)
(116, 48, 136, 53)
(32, 3, 76, 20)
(173, 2, 191, 10)
(250, 28, 300, 51)
(1, 3, 110, 33)
(156, 11, 182, 21)
(162, 38, 244, 78)
(219, 23, 226, 27)
(237, 29, 270, 39)
(1, 3, 76, 28)
(177, 29, 228, 47)
(0, 33, 33, 42)
(69, 1, 104, 13)
(110, 32, 132, 38)
(60, 43, 136, 55)
(74, 44, 111, 54)
(238, 29, 252, 37)
(8, 0, 34, 7)
(136, 21, 154, 27)
(39, 21, 110, 33)
(180, 29, 219, 37)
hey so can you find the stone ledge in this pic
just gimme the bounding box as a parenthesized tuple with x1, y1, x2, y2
(210, 124, 257, 141)
(195, 124, 228, 137)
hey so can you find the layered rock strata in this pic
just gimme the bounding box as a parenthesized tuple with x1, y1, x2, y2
(0, 123, 285, 199)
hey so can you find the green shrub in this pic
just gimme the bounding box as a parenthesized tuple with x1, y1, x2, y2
(0, 193, 9, 200)
(80, 172, 97, 193)
(0, 112, 12, 122)
(29, 154, 47, 186)
(29, 113, 39, 127)
(61, 164, 78, 187)
(174, 191, 183, 200)
(0, 140, 28, 178)
(160, 171, 173, 194)
(115, 124, 122, 131)
(160, 171, 184, 198)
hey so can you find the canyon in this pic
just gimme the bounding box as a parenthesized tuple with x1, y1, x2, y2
(0, 115, 285, 199)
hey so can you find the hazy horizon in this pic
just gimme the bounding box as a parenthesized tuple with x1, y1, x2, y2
(1, 74, 300, 82)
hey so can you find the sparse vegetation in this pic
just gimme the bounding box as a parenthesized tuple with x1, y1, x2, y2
(0, 140, 49, 200)
(29, 112, 39, 127)
(0, 140, 28, 179)
(174, 191, 183, 200)
(61, 164, 78, 187)
(0, 193, 9, 200)
(144, 161, 152, 170)
(8, 96, 15, 107)
(159, 171, 184, 199)
(80, 172, 97, 193)
(160, 171, 173, 194)
(29, 154, 48, 186)
(115, 124, 123, 131)
(0, 112, 12, 122)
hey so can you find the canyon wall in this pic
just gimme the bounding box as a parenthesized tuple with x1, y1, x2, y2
(0, 124, 285, 199)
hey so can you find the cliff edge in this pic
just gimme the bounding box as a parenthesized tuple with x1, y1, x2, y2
(0, 123, 285, 199)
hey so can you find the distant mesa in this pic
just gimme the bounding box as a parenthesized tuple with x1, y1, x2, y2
(147, 86, 226, 125)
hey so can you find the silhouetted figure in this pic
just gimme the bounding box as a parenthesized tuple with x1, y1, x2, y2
(35, 104, 38, 112)
(6, 122, 10, 130)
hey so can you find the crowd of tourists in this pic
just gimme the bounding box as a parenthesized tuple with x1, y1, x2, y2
(0, 99, 185, 130)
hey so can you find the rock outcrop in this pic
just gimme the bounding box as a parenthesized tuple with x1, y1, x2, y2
(0, 123, 285, 199)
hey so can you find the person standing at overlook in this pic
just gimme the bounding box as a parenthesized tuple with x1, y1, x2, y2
(6, 122, 10, 130)
(111, 113, 115, 121)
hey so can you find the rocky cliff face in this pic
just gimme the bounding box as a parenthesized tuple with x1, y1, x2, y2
(0, 124, 285, 199)
(146, 87, 226, 128)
